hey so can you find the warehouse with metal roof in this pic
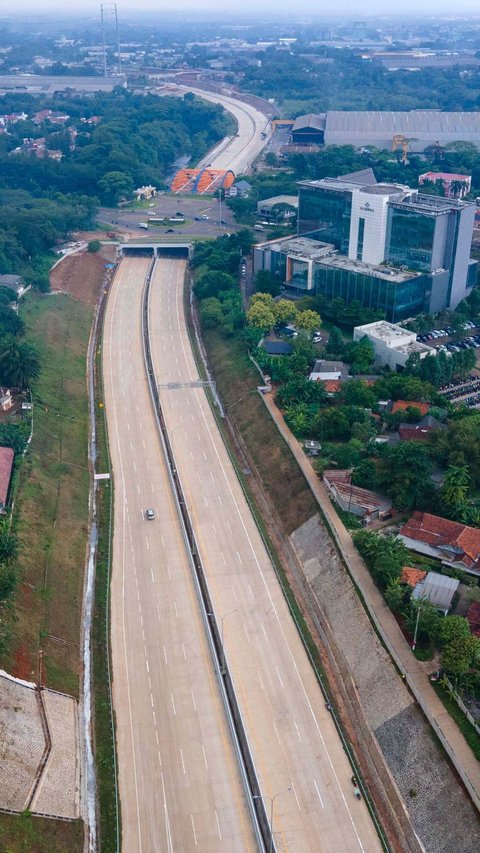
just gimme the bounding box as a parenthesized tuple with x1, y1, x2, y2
(323, 110, 480, 152)
(289, 110, 480, 151)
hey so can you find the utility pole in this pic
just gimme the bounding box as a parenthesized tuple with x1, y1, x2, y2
(101, 3, 122, 78)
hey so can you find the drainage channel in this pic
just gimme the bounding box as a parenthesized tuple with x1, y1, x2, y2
(141, 258, 271, 853)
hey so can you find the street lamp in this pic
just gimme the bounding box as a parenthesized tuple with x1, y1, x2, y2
(207, 609, 237, 675)
(253, 787, 291, 853)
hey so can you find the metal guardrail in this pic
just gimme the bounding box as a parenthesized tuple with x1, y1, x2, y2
(141, 259, 269, 853)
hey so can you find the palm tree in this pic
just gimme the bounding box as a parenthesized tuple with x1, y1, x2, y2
(0, 531, 19, 564)
(0, 335, 40, 388)
(442, 464, 471, 511)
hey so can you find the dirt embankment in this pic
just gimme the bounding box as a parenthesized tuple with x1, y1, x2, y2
(50, 247, 116, 305)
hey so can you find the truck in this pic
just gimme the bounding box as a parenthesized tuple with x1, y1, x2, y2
(139, 222, 149, 229)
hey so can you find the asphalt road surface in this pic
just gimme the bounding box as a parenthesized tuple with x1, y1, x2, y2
(148, 257, 383, 853)
(174, 84, 270, 175)
(103, 256, 256, 852)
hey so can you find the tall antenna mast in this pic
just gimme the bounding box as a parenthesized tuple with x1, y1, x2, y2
(101, 3, 122, 77)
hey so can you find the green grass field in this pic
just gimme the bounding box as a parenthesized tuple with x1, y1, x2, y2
(3, 293, 93, 695)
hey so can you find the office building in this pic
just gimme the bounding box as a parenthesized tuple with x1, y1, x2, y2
(353, 321, 434, 370)
(253, 170, 477, 322)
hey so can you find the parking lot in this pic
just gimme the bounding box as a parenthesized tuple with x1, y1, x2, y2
(97, 192, 236, 239)
(439, 373, 480, 408)
(417, 321, 480, 355)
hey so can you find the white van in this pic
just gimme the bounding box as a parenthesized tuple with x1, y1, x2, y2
(139, 222, 149, 229)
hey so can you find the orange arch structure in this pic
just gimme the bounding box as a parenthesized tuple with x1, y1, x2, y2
(170, 167, 235, 194)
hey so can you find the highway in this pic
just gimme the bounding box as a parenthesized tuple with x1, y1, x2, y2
(148, 256, 384, 853)
(103, 256, 256, 852)
(173, 84, 270, 174)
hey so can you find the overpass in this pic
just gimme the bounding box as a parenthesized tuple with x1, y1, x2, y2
(118, 241, 192, 259)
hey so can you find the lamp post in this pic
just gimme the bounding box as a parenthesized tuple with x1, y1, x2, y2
(253, 787, 291, 853)
(412, 600, 423, 651)
(207, 609, 237, 675)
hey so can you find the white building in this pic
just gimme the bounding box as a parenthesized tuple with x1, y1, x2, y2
(348, 184, 408, 265)
(353, 320, 434, 370)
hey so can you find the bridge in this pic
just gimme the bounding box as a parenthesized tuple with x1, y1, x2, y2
(117, 241, 192, 259)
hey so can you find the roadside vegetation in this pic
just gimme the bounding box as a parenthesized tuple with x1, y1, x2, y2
(1, 293, 92, 694)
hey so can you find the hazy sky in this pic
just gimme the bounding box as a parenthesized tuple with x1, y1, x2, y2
(4, 0, 480, 17)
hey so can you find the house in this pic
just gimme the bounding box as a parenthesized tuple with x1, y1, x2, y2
(0, 274, 30, 300)
(0, 446, 14, 512)
(227, 180, 251, 198)
(256, 195, 298, 223)
(135, 185, 157, 200)
(401, 566, 427, 588)
(323, 469, 392, 519)
(260, 340, 293, 356)
(390, 400, 431, 417)
(419, 172, 472, 199)
(411, 571, 459, 616)
(399, 511, 480, 575)
(398, 415, 444, 441)
(309, 359, 349, 383)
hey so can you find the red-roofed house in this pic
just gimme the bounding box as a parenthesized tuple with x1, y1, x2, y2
(0, 446, 14, 512)
(419, 172, 471, 199)
(399, 511, 480, 575)
(391, 400, 430, 417)
(401, 566, 427, 588)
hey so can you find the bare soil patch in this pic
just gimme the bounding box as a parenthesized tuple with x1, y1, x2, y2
(50, 248, 114, 305)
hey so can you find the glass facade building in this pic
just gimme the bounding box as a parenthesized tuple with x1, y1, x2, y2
(386, 207, 436, 271)
(314, 263, 428, 322)
(297, 183, 352, 252)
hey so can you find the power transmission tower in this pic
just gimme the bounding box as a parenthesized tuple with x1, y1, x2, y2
(101, 2, 122, 77)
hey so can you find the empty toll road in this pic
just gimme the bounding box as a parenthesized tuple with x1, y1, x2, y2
(149, 257, 383, 853)
(103, 256, 256, 852)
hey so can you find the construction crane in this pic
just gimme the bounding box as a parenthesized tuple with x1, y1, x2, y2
(392, 134, 419, 165)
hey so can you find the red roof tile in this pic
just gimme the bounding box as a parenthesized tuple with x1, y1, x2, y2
(323, 380, 341, 393)
(401, 566, 427, 588)
(391, 400, 430, 416)
(0, 446, 14, 507)
(400, 511, 480, 570)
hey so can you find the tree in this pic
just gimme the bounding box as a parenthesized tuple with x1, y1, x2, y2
(296, 309, 321, 334)
(0, 563, 16, 602)
(441, 465, 471, 514)
(87, 239, 101, 253)
(194, 270, 236, 300)
(352, 459, 378, 490)
(384, 579, 406, 613)
(254, 270, 280, 296)
(274, 300, 297, 326)
(247, 300, 275, 332)
(326, 325, 344, 355)
(377, 441, 434, 511)
(97, 171, 134, 205)
(341, 380, 376, 409)
(0, 336, 40, 388)
(442, 635, 479, 681)
(249, 292, 275, 309)
(199, 297, 224, 329)
(439, 616, 472, 648)
(0, 530, 18, 564)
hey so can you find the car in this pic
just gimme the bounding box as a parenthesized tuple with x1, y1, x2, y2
(194, 216, 201, 221)
(145, 508, 155, 521)
(200, 214, 209, 220)
(176, 211, 184, 217)
(165, 228, 175, 233)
